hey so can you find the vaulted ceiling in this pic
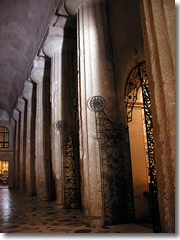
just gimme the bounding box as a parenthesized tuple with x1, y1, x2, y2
(0, 0, 60, 119)
(0, 0, 144, 123)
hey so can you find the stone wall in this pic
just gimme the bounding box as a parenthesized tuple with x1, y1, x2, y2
(139, 0, 175, 233)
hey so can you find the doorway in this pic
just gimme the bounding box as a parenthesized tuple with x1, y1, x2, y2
(125, 61, 160, 231)
(0, 160, 8, 187)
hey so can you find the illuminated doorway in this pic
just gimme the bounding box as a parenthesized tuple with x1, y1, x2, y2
(0, 160, 8, 186)
(0, 127, 9, 187)
(125, 61, 161, 232)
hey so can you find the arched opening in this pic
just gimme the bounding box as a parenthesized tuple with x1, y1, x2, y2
(125, 61, 161, 232)
(0, 127, 9, 187)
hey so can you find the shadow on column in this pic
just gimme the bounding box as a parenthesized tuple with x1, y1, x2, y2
(60, 16, 82, 210)
(42, 60, 56, 200)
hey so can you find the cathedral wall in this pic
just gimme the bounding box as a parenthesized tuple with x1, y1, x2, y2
(108, 0, 175, 232)
(107, 0, 145, 126)
(107, 0, 148, 222)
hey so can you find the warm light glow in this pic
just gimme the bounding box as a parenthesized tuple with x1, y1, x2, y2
(0, 160, 8, 176)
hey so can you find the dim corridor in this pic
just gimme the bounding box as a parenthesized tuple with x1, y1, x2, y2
(0, 188, 153, 233)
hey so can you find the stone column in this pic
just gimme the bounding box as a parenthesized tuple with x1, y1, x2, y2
(43, 27, 74, 207)
(64, 0, 135, 226)
(16, 98, 27, 192)
(23, 81, 36, 196)
(12, 109, 20, 190)
(66, 0, 119, 226)
(139, 0, 175, 232)
(31, 58, 51, 200)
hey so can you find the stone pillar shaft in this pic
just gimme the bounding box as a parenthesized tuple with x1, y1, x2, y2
(139, 0, 175, 232)
(23, 81, 36, 196)
(50, 51, 64, 206)
(36, 80, 47, 199)
(31, 60, 51, 200)
(13, 110, 20, 190)
(77, 1, 117, 226)
(16, 98, 27, 192)
(43, 27, 75, 206)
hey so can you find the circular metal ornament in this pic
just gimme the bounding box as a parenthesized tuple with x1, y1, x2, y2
(89, 96, 106, 112)
(56, 120, 65, 132)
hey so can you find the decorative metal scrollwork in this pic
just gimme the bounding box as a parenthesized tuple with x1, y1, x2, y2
(125, 61, 146, 122)
(141, 74, 161, 232)
(89, 96, 106, 112)
(125, 61, 161, 232)
(64, 137, 81, 209)
(88, 96, 135, 224)
(96, 111, 135, 224)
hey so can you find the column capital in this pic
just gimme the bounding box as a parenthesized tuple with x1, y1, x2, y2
(30, 58, 50, 84)
(16, 98, 25, 112)
(43, 27, 75, 57)
(23, 81, 33, 101)
(64, 0, 105, 16)
(43, 27, 64, 58)
(31, 67, 44, 84)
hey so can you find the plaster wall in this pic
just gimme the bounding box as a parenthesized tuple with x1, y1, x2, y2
(107, 0, 145, 125)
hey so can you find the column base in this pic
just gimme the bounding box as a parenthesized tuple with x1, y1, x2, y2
(81, 215, 104, 227)
(55, 202, 65, 209)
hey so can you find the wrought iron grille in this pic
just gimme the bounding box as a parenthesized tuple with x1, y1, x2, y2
(64, 137, 81, 209)
(89, 96, 135, 224)
(56, 120, 81, 209)
(125, 61, 161, 232)
(125, 61, 146, 122)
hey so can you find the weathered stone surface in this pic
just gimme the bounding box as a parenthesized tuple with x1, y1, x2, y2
(77, 0, 121, 226)
(65, 0, 105, 16)
(12, 110, 20, 190)
(16, 98, 27, 193)
(23, 81, 36, 196)
(139, 0, 175, 232)
(31, 58, 51, 200)
(43, 27, 76, 206)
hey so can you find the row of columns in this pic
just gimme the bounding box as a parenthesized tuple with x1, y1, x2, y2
(11, 0, 126, 227)
(10, 0, 175, 231)
(12, 28, 76, 204)
(12, 58, 52, 200)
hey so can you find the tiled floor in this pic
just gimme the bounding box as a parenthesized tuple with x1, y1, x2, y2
(0, 188, 153, 233)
